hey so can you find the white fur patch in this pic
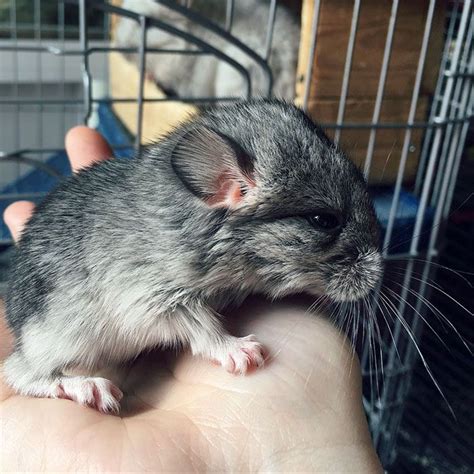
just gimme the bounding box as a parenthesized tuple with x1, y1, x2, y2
(326, 249, 383, 302)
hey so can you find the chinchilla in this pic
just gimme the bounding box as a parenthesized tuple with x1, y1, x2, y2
(4, 100, 382, 412)
(115, 0, 300, 99)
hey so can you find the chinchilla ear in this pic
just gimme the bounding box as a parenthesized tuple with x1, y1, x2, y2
(171, 126, 256, 208)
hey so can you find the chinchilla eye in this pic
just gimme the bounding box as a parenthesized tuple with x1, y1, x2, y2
(307, 212, 341, 232)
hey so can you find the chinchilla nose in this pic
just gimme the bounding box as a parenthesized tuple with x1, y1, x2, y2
(326, 246, 360, 264)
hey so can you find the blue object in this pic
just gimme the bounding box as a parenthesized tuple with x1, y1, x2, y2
(96, 103, 134, 159)
(0, 151, 71, 242)
(373, 189, 434, 254)
(0, 104, 134, 242)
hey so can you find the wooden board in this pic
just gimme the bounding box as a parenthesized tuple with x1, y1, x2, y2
(309, 96, 428, 146)
(109, 52, 196, 142)
(295, 0, 315, 102)
(307, 96, 429, 183)
(296, 0, 446, 102)
(346, 145, 420, 185)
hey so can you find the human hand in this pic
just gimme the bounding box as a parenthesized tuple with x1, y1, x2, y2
(0, 127, 382, 472)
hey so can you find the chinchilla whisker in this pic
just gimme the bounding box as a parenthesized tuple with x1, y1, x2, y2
(334, 301, 360, 382)
(389, 269, 450, 299)
(359, 295, 381, 401)
(384, 281, 447, 340)
(393, 259, 474, 286)
(384, 285, 449, 351)
(306, 294, 328, 316)
(367, 295, 385, 382)
(387, 267, 473, 319)
(334, 303, 358, 369)
(374, 294, 407, 402)
(360, 300, 367, 343)
(352, 301, 360, 350)
(306, 297, 321, 314)
(344, 301, 354, 338)
(368, 316, 381, 402)
(373, 307, 385, 394)
(363, 306, 375, 392)
(379, 291, 455, 419)
(411, 290, 472, 352)
(386, 278, 472, 354)
(376, 143, 397, 185)
(376, 296, 401, 362)
(348, 301, 362, 378)
(390, 262, 473, 289)
(387, 273, 452, 323)
(339, 303, 351, 334)
(392, 272, 473, 317)
(327, 301, 344, 328)
(340, 303, 354, 340)
(328, 303, 343, 336)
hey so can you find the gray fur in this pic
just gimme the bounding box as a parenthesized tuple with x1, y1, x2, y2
(4, 100, 382, 408)
(115, 0, 300, 99)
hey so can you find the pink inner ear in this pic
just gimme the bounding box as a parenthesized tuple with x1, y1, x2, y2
(205, 172, 254, 208)
(206, 170, 256, 209)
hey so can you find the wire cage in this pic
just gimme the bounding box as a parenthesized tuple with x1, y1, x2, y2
(0, 0, 472, 468)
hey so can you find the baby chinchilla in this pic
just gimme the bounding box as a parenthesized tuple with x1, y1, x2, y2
(4, 100, 383, 413)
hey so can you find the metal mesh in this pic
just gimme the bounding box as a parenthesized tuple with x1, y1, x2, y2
(0, 0, 472, 468)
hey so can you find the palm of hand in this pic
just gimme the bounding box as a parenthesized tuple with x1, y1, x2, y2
(1, 297, 379, 472)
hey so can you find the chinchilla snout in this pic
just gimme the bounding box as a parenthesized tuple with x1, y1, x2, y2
(323, 248, 384, 302)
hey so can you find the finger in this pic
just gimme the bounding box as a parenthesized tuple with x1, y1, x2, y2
(3, 201, 36, 243)
(0, 300, 16, 402)
(0, 301, 14, 362)
(65, 126, 113, 173)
